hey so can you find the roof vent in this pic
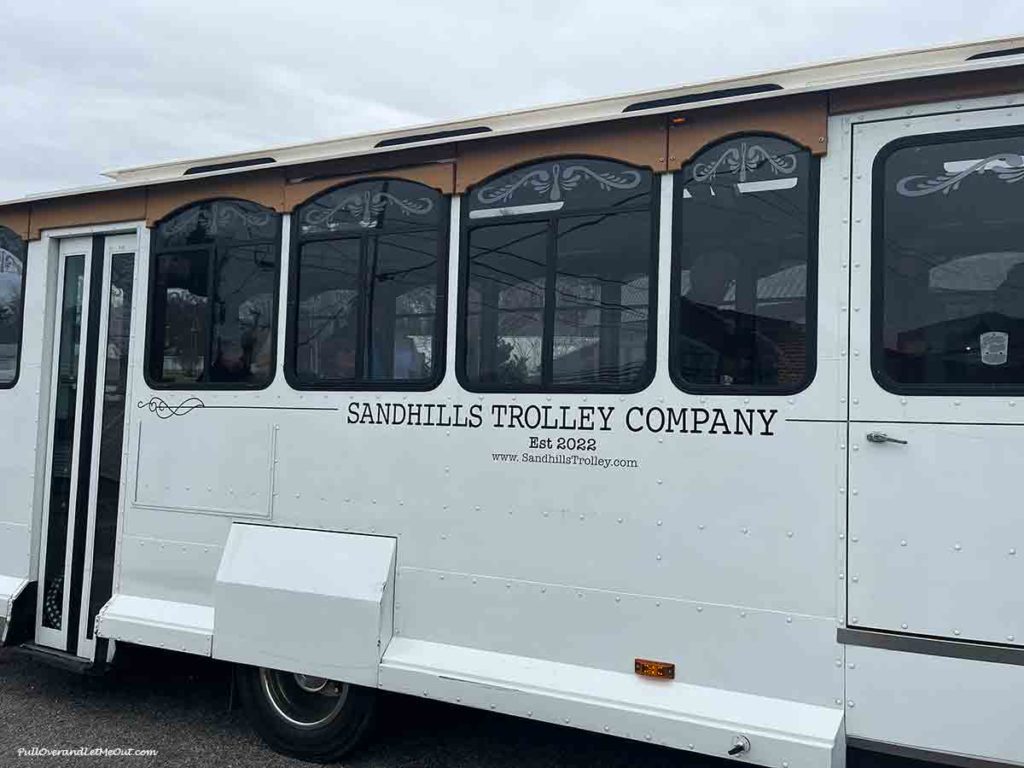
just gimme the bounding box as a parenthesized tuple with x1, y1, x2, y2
(183, 157, 276, 176)
(374, 126, 491, 148)
(623, 83, 783, 113)
(966, 46, 1024, 61)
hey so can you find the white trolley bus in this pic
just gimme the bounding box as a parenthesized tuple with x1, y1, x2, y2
(3, 36, 1024, 767)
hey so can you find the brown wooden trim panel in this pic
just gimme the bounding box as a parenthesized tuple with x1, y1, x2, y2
(284, 162, 455, 210)
(0, 206, 31, 240)
(146, 169, 286, 225)
(455, 116, 668, 193)
(829, 65, 1024, 115)
(29, 190, 147, 240)
(668, 93, 828, 168)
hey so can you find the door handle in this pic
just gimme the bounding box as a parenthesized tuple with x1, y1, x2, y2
(866, 431, 907, 445)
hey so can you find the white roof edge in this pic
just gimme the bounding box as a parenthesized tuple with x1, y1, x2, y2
(4, 35, 1024, 207)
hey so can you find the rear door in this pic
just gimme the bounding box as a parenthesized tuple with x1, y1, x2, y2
(848, 104, 1024, 645)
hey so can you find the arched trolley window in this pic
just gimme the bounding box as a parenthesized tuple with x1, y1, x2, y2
(287, 179, 448, 389)
(0, 225, 27, 388)
(671, 135, 818, 394)
(146, 199, 281, 388)
(459, 157, 657, 392)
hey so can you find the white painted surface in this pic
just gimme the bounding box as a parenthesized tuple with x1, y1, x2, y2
(846, 645, 1024, 764)
(0, 575, 28, 642)
(212, 525, 395, 686)
(847, 104, 1024, 645)
(382, 638, 844, 768)
(96, 593, 213, 655)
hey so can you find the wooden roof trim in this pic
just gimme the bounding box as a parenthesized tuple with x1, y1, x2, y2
(668, 93, 828, 169)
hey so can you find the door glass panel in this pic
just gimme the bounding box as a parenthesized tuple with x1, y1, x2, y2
(87, 253, 134, 637)
(42, 255, 85, 630)
(875, 129, 1024, 391)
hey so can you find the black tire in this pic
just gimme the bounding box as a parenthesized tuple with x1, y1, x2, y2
(235, 665, 376, 763)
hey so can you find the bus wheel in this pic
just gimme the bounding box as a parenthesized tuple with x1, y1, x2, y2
(235, 665, 376, 762)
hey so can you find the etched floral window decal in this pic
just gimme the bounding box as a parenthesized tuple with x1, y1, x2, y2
(299, 179, 438, 235)
(469, 158, 651, 219)
(896, 152, 1024, 197)
(683, 137, 800, 198)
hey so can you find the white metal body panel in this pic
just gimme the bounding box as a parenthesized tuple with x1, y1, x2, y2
(0, 575, 28, 642)
(212, 524, 396, 686)
(846, 645, 1024, 764)
(0, 237, 53, 597)
(96, 594, 213, 655)
(381, 638, 844, 768)
(847, 101, 1024, 645)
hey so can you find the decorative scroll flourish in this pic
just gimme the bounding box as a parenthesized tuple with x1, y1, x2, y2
(896, 153, 1024, 197)
(302, 190, 434, 229)
(691, 141, 797, 184)
(161, 201, 273, 237)
(476, 163, 643, 206)
(137, 396, 206, 419)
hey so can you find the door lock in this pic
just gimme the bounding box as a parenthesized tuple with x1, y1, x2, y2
(866, 431, 907, 445)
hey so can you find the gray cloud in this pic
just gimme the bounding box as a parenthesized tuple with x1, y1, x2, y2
(1, 0, 1021, 199)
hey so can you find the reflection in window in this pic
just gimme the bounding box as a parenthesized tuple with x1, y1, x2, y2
(463, 158, 655, 391)
(875, 129, 1024, 391)
(673, 136, 816, 392)
(0, 225, 26, 385)
(290, 180, 446, 387)
(147, 200, 279, 387)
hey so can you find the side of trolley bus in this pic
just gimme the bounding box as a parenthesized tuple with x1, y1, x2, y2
(2, 35, 1024, 767)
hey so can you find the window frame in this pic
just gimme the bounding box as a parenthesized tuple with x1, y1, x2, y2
(669, 132, 820, 396)
(456, 155, 660, 395)
(144, 197, 282, 391)
(0, 225, 28, 390)
(871, 125, 1024, 397)
(284, 177, 451, 392)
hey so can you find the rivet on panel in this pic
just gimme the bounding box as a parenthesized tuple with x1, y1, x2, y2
(901, 623, 908, 629)
(839, 572, 846, 580)
(696, 606, 703, 612)
(900, 540, 907, 547)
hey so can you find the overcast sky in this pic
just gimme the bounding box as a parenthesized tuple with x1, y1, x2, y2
(0, 0, 1021, 200)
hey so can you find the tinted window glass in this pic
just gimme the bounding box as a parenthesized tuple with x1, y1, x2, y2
(0, 226, 26, 386)
(462, 158, 656, 392)
(147, 200, 279, 387)
(875, 129, 1024, 392)
(465, 222, 547, 385)
(290, 180, 446, 388)
(673, 136, 816, 392)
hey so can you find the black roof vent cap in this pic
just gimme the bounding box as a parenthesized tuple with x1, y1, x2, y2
(623, 83, 783, 113)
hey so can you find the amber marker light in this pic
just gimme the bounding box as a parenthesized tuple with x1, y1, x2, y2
(634, 658, 675, 680)
(670, 116, 687, 125)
